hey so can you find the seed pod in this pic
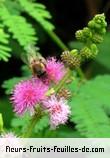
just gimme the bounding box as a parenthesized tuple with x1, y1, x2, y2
(61, 49, 81, 69)
(57, 88, 71, 99)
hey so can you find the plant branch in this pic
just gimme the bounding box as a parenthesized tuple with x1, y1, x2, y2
(42, 27, 85, 80)
(54, 68, 72, 92)
(77, 68, 85, 80)
(23, 108, 42, 138)
(46, 30, 68, 51)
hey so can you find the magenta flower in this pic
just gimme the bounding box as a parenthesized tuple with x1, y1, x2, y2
(11, 78, 48, 115)
(43, 95, 71, 128)
(45, 57, 66, 83)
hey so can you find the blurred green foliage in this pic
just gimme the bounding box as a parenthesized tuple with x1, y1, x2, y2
(96, 32, 110, 69)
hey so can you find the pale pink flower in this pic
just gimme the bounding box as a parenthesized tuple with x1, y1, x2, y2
(11, 78, 48, 115)
(0, 133, 25, 158)
(1, 132, 16, 138)
(43, 95, 71, 128)
(45, 57, 66, 83)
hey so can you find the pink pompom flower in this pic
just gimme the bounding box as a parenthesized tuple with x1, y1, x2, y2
(0, 133, 25, 158)
(10, 78, 48, 116)
(45, 57, 66, 83)
(1, 132, 16, 138)
(43, 95, 71, 129)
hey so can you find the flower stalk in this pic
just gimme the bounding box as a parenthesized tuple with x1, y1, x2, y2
(23, 107, 43, 138)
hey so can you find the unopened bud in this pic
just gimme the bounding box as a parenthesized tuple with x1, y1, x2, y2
(61, 50, 81, 69)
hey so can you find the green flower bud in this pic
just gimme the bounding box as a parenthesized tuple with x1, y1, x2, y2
(88, 20, 95, 29)
(88, 14, 107, 35)
(70, 49, 79, 56)
(90, 44, 99, 57)
(75, 30, 84, 42)
(92, 33, 103, 44)
(75, 27, 92, 42)
(61, 49, 81, 69)
(88, 20, 103, 31)
(94, 13, 107, 28)
(80, 44, 98, 59)
(80, 46, 92, 59)
(83, 27, 92, 39)
(100, 28, 106, 35)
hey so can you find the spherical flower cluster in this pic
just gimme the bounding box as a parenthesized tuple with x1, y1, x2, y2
(45, 57, 66, 83)
(11, 78, 48, 115)
(43, 95, 71, 129)
(0, 132, 25, 158)
(1, 132, 16, 138)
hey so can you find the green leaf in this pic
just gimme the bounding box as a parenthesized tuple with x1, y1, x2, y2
(21, 65, 32, 77)
(55, 126, 83, 138)
(4, 0, 22, 15)
(19, 0, 55, 31)
(2, 77, 27, 94)
(11, 114, 30, 128)
(0, 98, 13, 128)
(96, 32, 110, 69)
(11, 113, 30, 134)
(11, 114, 49, 136)
(70, 75, 110, 137)
(0, 113, 3, 132)
(34, 115, 49, 133)
(0, 4, 37, 48)
(68, 41, 84, 50)
(0, 25, 11, 61)
(66, 77, 81, 93)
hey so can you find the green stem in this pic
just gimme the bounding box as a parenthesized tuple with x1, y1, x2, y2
(46, 30, 68, 51)
(77, 67, 85, 80)
(23, 109, 42, 138)
(54, 69, 72, 92)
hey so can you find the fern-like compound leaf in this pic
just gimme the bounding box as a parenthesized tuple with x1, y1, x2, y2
(0, 24, 11, 61)
(70, 75, 110, 137)
(19, 0, 55, 31)
(0, 4, 37, 48)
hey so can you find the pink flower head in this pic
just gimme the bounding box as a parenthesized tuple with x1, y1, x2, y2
(1, 132, 16, 138)
(0, 133, 25, 158)
(43, 95, 71, 128)
(45, 57, 66, 83)
(11, 78, 48, 115)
